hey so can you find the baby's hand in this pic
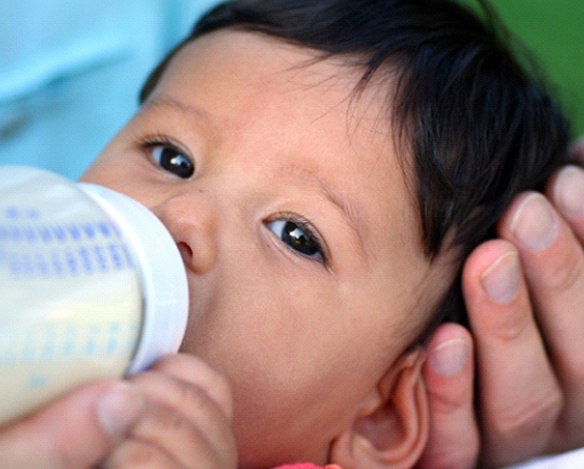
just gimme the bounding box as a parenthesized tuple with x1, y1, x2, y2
(102, 353, 236, 469)
(0, 354, 236, 469)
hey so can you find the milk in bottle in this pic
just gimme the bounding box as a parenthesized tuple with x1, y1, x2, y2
(0, 166, 188, 424)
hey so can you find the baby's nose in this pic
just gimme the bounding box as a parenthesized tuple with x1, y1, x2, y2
(150, 193, 217, 275)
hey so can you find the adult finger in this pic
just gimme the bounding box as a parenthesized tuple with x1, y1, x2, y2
(498, 188, 584, 451)
(0, 381, 145, 469)
(462, 239, 562, 467)
(417, 323, 477, 469)
(568, 136, 584, 163)
(550, 165, 584, 244)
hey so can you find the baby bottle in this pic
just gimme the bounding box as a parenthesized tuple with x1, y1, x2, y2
(0, 166, 188, 424)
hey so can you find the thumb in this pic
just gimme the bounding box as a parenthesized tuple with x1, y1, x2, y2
(417, 324, 478, 469)
(0, 381, 145, 469)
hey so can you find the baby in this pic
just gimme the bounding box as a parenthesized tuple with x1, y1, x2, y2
(77, 0, 570, 467)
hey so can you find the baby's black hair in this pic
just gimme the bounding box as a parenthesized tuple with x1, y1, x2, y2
(140, 0, 570, 334)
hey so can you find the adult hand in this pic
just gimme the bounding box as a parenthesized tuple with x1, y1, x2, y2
(419, 139, 584, 468)
(0, 380, 144, 469)
(0, 354, 236, 469)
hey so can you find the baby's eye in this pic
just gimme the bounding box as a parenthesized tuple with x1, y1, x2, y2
(149, 144, 194, 179)
(267, 219, 324, 261)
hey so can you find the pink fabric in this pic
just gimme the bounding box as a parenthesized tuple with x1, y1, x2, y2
(272, 464, 342, 469)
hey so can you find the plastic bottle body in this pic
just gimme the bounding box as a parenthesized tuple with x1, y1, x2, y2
(0, 166, 188, 424)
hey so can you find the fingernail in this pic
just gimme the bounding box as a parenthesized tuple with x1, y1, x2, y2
(480, 251, 520, 304)
(428, 338, 469, 377)
(554, 165, 584, 218)
(511, 193, 556, 251)
(97, 382, 145, 439)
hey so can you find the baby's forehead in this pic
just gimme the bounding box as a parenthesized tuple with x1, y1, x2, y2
(177, 31, 390, 109)
(165, 31, 398, 152)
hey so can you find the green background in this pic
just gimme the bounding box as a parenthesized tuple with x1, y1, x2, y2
(464, 0, 584, 136)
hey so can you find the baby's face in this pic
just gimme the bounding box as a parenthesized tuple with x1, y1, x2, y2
(82, 30, 453, 467)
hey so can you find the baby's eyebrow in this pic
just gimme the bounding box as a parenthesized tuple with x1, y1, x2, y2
(278, 163, 368, 257)
(142, 95, 213, 128)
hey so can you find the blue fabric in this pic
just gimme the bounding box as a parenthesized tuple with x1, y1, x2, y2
(0, 0, 220, 179)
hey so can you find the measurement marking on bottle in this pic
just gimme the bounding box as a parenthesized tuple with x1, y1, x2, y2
(28, 374, 48, 389)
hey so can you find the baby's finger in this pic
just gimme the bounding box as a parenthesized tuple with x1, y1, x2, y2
(126, 372, 236, 469)
(418, 324, 477, 469)
(0, 381, 145, 469)
(149, 353, 233, 420)
(101, 439, 184, 469)
(462, 239, 562, 467)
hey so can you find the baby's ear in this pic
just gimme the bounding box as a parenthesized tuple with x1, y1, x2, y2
(329, 347, 429, 469)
